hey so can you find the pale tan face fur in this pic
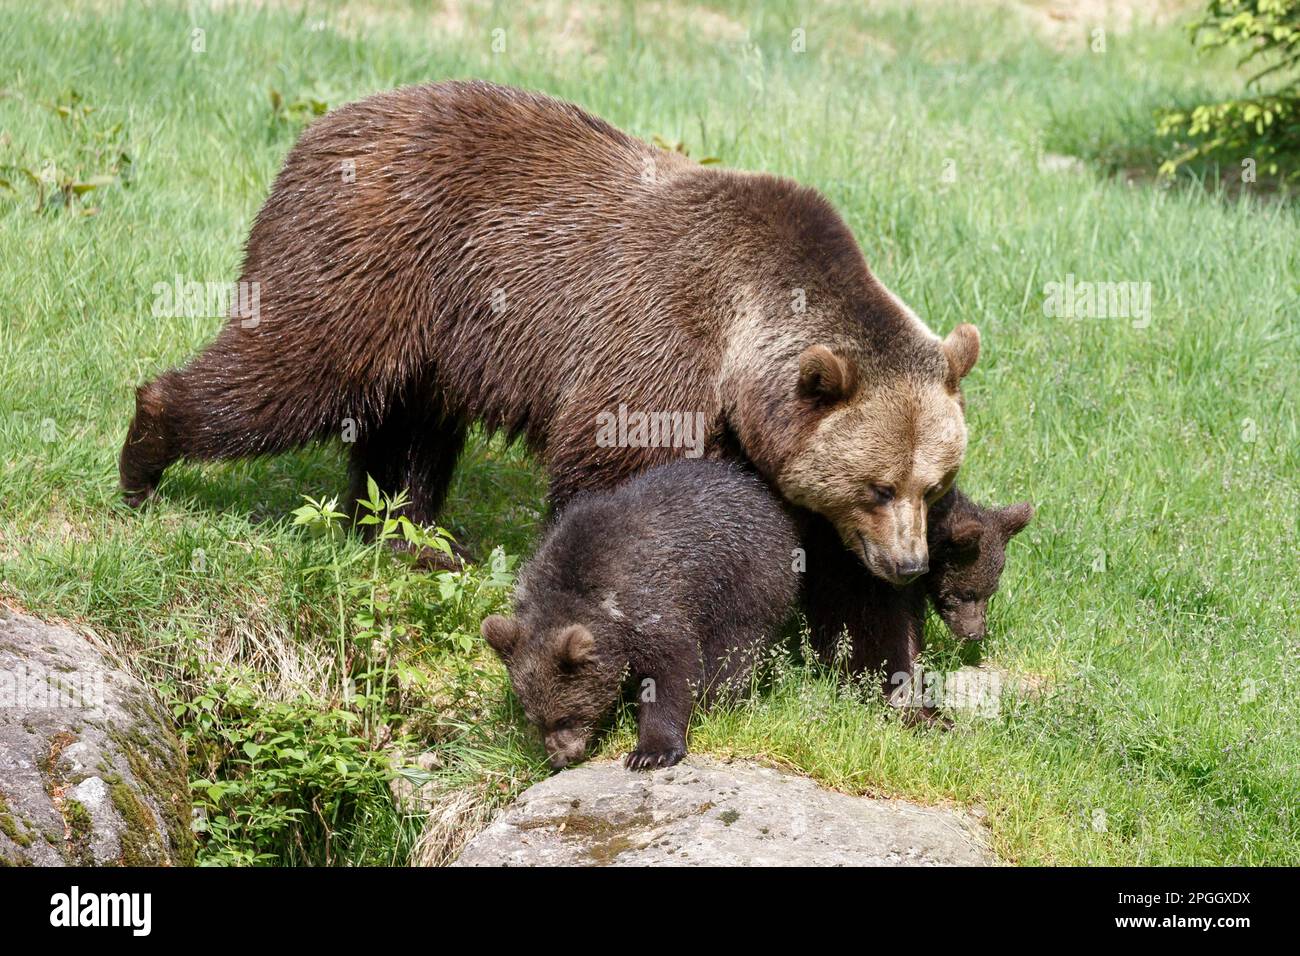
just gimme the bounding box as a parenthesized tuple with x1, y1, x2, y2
(779, 380, 966, 584)
(777, 324, 979, 586)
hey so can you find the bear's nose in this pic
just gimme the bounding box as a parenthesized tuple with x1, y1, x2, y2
(545, 729, 588, 771)
(892, 560, 929, 584)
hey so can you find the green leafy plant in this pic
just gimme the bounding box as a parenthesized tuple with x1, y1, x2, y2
(427, 549, 517, 655)
(0, 89, 129, 213)
(172, 670, 397, 866)
(291, 480, 460, 736)
(160, 480, 516, 864)
(1159, 0, 1300, 183)
(269, 87, 332, 128)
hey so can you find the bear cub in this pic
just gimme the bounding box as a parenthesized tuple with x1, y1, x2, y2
(927, 489, 1034, 640)
(481, 459, 799, 771)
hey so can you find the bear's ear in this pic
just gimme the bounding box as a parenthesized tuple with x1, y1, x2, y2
(797, 345, 858, 404)
(942, 324, 980, 388)
(946, 518, 984, 550)
(554, 624, 595, 669)
(999, 502, 1034, 537)
(481, 614, 521, 659)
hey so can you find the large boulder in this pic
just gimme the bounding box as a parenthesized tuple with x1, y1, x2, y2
(452, 757, 994, 867)
(0, 609, 194, 866)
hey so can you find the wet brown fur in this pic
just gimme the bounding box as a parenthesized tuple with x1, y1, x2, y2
(119, 80, 979, 695)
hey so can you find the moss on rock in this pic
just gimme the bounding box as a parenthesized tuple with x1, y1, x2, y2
(63, 798, 94, 866)
(105, 773, 166, 866)
(112, 723, 195, 866)
(0, 791, 33, 848)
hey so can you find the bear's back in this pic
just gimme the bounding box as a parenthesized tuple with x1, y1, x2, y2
(239, 80, 719, 441)
(521, 459, 799, 631)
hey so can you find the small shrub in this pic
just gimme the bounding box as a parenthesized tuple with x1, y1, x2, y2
(161, 480, 517, 865)
(1159, 1, 1300, 184)
(173, 672, 399, 866)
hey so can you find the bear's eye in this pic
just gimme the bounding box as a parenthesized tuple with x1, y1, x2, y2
(870, 484, 895, 504)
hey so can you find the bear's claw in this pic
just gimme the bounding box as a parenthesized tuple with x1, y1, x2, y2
(624, 746, 686, 771)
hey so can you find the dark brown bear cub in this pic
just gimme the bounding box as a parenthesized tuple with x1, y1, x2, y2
(481, 459, 798, 771)
(927, 489, 1034, 640)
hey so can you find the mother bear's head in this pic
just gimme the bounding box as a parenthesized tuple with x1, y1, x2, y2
(723, 294, 979, 586)
(779, 324, 978, 585)
(694, 174, 981, 586)
(712, 178, 982, 582)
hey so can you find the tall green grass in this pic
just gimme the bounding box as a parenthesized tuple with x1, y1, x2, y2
(0, 0, 1296, 864)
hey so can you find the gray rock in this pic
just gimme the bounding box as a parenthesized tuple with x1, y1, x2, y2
(452, 757, 994, 867)
(0, 609, 194, 866)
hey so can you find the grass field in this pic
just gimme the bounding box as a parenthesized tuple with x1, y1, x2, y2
(1, 0, 1297, 865)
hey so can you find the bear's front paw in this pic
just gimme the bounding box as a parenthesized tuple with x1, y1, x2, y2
(121, 486, 156, 509)
(624, 745, 686, 771)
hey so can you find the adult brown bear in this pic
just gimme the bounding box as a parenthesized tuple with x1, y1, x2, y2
(120, 81, 979, 699)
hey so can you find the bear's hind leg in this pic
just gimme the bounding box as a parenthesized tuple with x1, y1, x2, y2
(120, 324, 347, 506)
(346, 397, 467, 568)
(119, 373, 183, 507)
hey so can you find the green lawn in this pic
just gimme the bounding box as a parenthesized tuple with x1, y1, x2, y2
(1, 0, 1296, 865)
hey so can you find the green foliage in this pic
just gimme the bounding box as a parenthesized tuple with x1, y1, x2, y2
(267, 86, 335, 134)
(292, 482, 513, 715)
(160, 482, 515, 865)
(1159, 0, 1300, 183)
(173, 671, 397, 866)
(0, 88, 129, 213)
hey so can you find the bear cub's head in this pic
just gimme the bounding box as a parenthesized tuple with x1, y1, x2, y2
(481, 614, 624, 769)
(927, 497, 1034, 640)
(777, 324, 981, 586)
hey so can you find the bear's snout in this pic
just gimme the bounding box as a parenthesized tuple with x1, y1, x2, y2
(544, 728, 589, 770)
(944, 601, 988, 640)
(847, 497, 932, 586)
(889, 558, 929, 585)
(861, 540, 930, 587)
